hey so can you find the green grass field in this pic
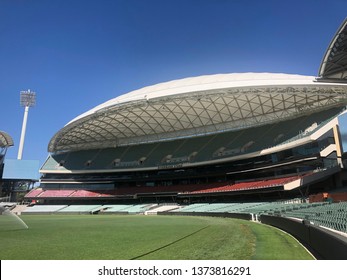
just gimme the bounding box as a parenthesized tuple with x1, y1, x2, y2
(0, 214, 314, 260)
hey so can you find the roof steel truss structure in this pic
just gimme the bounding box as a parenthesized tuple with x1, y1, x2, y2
(48, 84, 347, 153)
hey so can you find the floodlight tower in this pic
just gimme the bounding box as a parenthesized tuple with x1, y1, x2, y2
(17, 89, 36, 160)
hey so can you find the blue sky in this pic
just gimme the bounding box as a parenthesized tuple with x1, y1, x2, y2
(0, 0, 346, 167)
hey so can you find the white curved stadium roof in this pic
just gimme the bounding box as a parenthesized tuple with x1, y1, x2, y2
(48, 72, 347, 153)
(70, 73, 316, 123)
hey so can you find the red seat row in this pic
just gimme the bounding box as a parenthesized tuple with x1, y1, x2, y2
(25, 175, 302, 199)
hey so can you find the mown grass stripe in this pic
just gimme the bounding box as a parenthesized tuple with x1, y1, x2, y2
(130, 225, 210, 260)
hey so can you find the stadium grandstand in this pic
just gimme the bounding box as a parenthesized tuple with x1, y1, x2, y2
(22, 18, 347, 244)
(14, 18, 347, 259)
(25, 18, 347, 205)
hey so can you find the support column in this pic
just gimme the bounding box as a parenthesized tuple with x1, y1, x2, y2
(17, 106, 29, 160)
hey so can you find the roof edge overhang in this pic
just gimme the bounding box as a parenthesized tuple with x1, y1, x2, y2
(68, 73, 316, 124)
(0, 131, 14, 148)
(47, 81, 347, 153)
(318, 18, 347, 81)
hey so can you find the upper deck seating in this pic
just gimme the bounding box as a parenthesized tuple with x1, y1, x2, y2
(41, 107, 343, 172)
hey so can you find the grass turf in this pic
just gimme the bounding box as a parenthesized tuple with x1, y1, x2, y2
(0, 214, 313, 260)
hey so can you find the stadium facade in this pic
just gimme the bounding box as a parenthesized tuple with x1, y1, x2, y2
(0, 131, 13, 200)
(27, 18, 347, 204)
(0, 131, 14, 181)
(1, 131, 39, 201)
